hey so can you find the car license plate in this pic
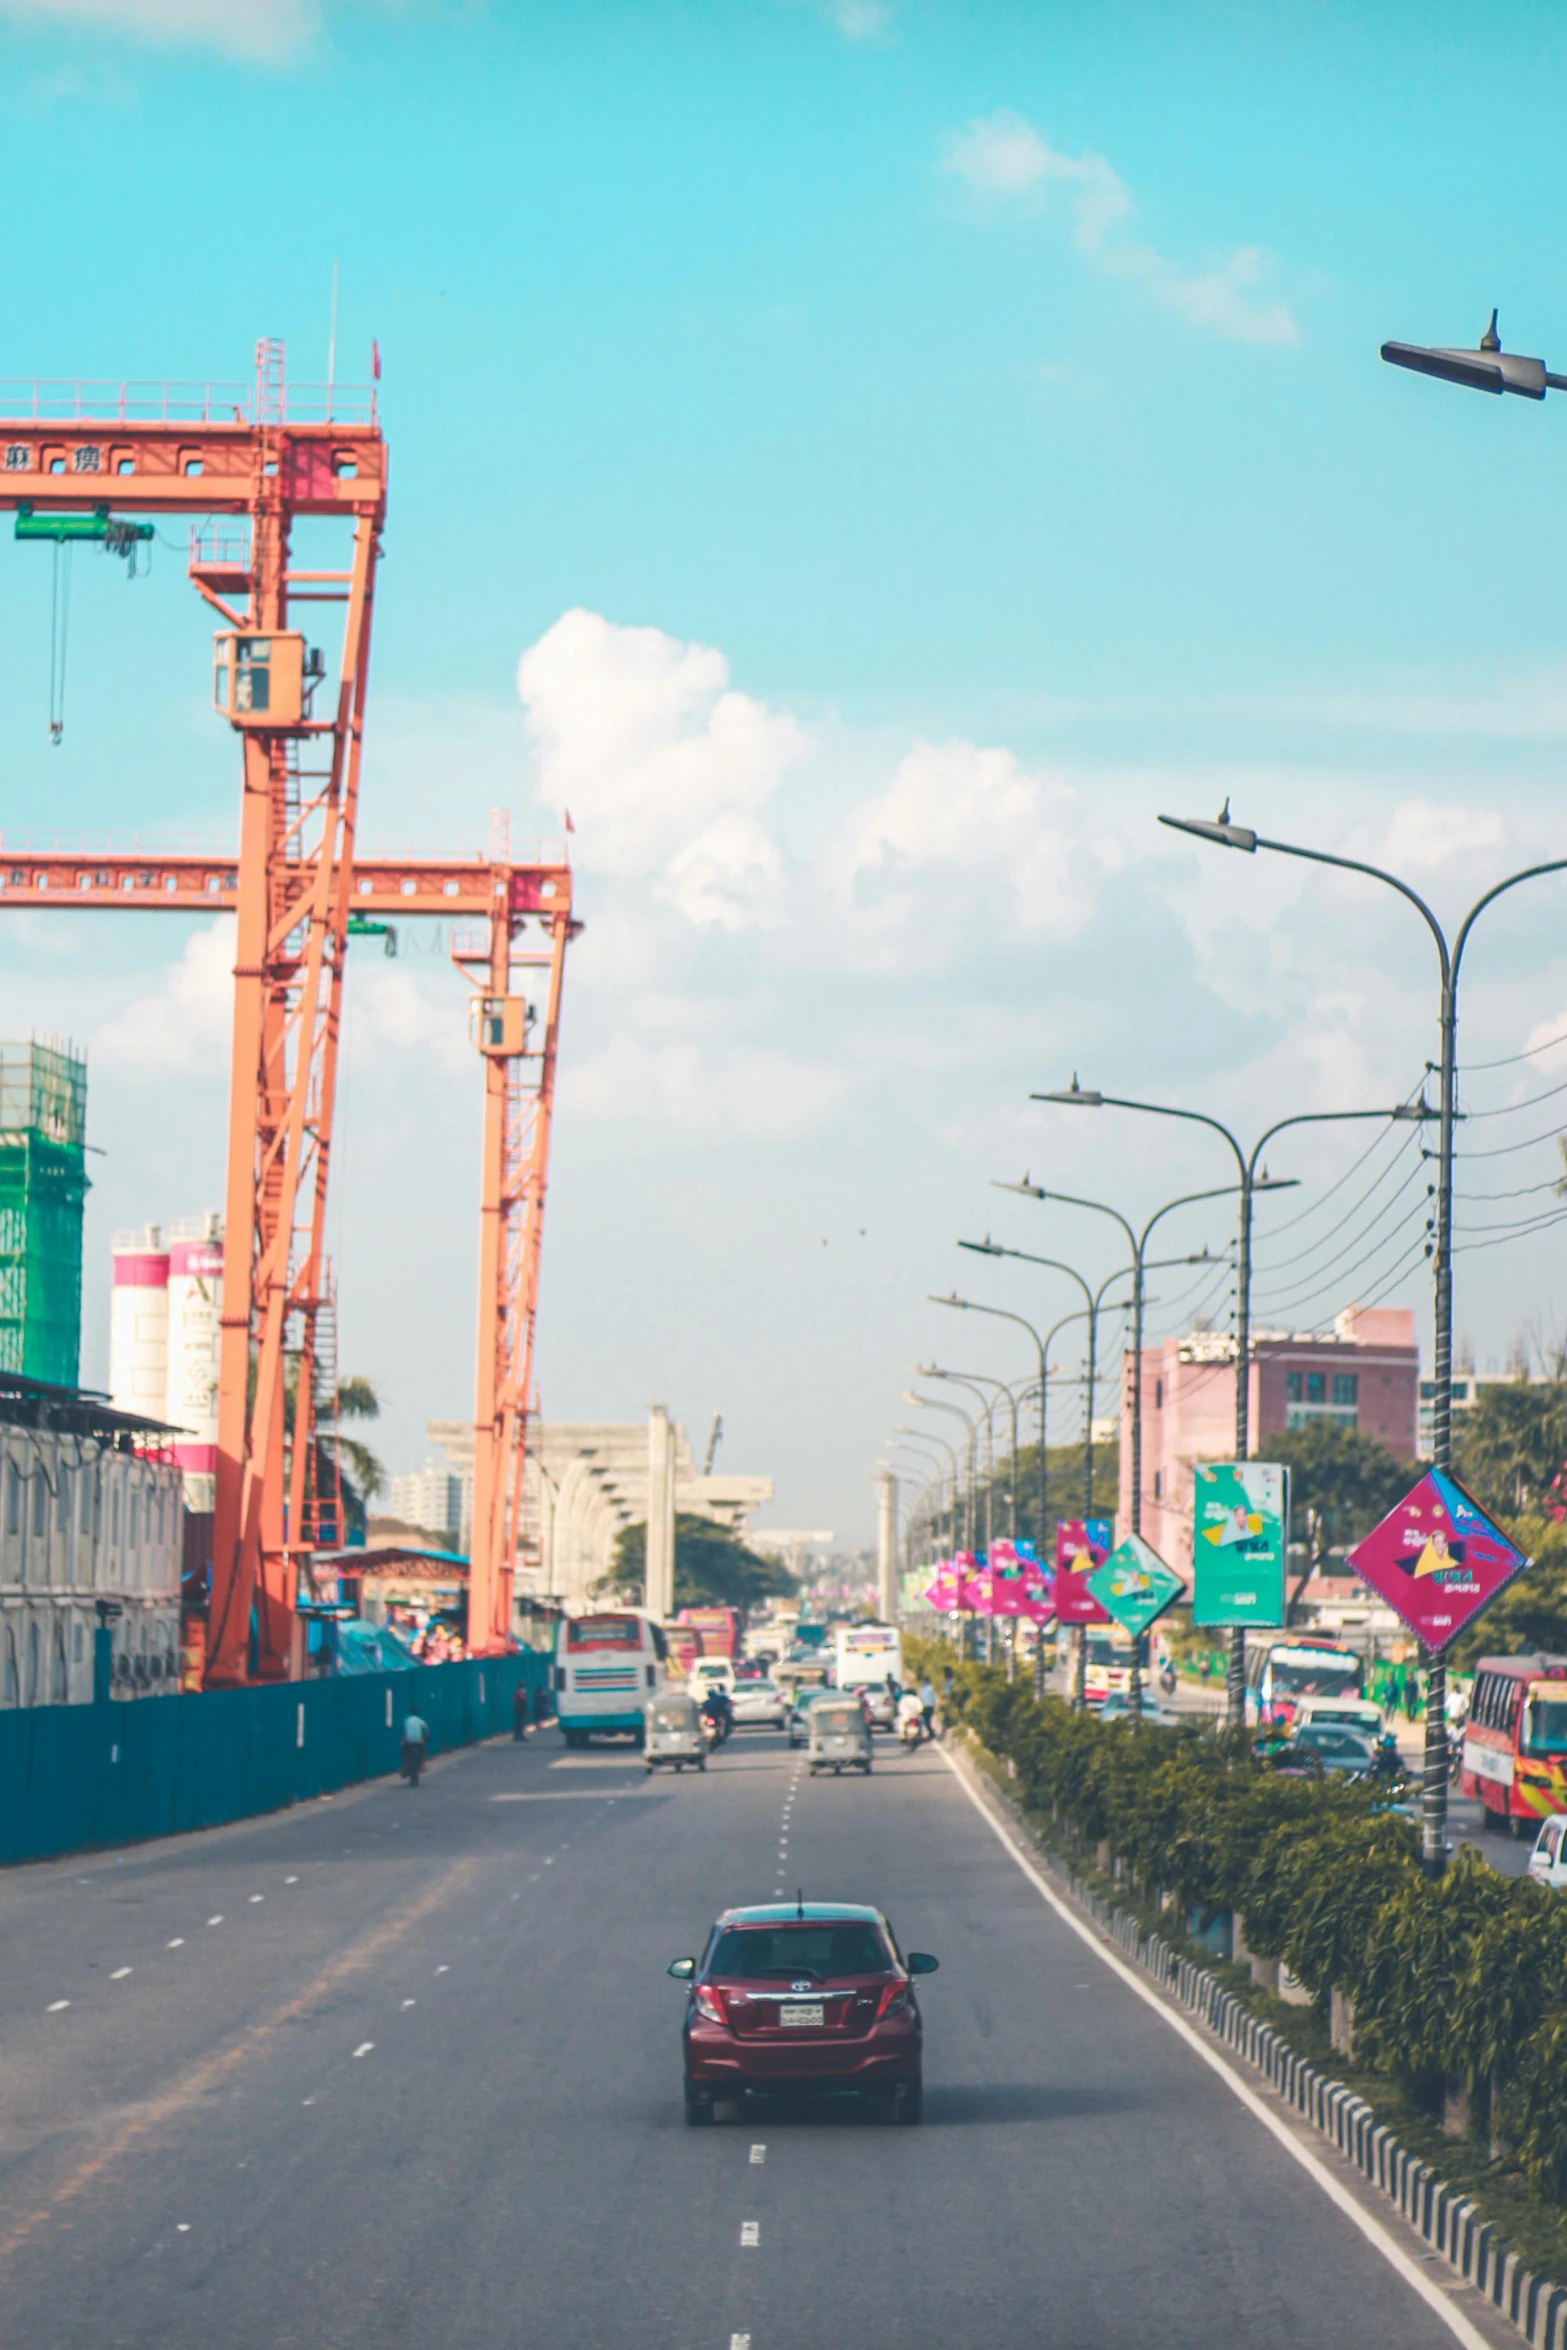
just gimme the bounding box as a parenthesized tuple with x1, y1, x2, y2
(779, 2002, 824, 2028)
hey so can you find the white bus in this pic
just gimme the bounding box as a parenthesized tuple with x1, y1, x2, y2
(554, 1611, 666, 1747)
(833, 1622, 903, 1697)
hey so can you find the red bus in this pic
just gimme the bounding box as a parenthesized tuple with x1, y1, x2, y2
(1461, 1654, 1567, 1833)
(676, 1605, 743, 1661)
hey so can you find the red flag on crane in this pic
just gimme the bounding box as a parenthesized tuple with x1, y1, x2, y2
(371, 339, 381, 380)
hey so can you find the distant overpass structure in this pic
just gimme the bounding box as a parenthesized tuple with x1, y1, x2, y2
(749, 1529, 836, 1580)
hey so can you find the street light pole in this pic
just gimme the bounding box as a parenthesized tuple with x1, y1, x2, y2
(994, 1179, 1240, 1716)
(892, 1428, 959, 1549)
(1034, 1085, 1428, 1726)
(919, 1366, 1019, 1539)
(924, 1299, 1049, 1557)
(1160, 808, 1567, 1868)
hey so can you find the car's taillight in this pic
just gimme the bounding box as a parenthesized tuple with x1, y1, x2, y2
(693, 1986, 724, 2024)
(875, 1982, 912, 2020)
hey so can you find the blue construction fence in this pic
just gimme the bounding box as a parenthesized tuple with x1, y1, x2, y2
(0, 1648, 554, 1868)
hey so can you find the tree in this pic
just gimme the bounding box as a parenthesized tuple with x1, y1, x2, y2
(1454, 1380, 1567, 1519)
(1266, 1422, 1417, 1623)
(1270, 1420, 1417, 1560)
(604, 1514, 797, 1615)
(283, 1368, 385, 1544)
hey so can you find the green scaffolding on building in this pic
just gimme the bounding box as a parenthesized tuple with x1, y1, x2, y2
(0, 1040, 89, 1388)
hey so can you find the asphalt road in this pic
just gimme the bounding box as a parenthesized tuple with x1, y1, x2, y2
(0, 1723, 1516, 2350)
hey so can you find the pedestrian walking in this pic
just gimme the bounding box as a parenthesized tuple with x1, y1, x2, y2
(401, 1709, 430, 1786)
(513, 1682, 530, 1742)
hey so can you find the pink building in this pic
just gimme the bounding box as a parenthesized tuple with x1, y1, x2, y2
(1121, 1305, 1420, 1574)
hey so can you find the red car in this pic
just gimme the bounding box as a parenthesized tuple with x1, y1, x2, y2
(669, 1900, 938, 2126)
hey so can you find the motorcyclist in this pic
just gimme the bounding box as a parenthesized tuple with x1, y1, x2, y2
(700, 1685, 733, 1743)
(896, 1688, 925, 1745)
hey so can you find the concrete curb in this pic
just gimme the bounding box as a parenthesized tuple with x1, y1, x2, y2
(955, 1739, 1567, 2350)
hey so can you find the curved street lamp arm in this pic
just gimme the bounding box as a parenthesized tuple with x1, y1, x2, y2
(1451, 858, 1567, 994)
(1037, 1091, 1247, 1183)
(957, 1238, 1094, 1314)
(1138, 1180, 1244, 1254)
(1245, 1102, 1432, 1180)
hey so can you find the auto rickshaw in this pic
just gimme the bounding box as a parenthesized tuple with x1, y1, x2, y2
(644, 1690, 706, 1774)
(807, 1696, 873, 1776)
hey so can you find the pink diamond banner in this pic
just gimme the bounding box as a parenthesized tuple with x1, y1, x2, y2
(1347, 1469, 1530, 1652)
(924, 1559, 961, 1612)
(1054, 1518, 1112, 1627)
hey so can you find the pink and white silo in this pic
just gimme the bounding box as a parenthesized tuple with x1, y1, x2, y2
(167, 1216, 223, 1511)
(110, 1227, 169, 1421)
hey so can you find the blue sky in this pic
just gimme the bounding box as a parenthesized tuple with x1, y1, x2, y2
(4, 0, 1567, 1545)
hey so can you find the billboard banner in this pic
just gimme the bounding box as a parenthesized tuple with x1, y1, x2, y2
(1191, 1463, 1288, 1627)
(1348, 1469, 1529, 1652)
(1087, 1535, 1185, 1639)
(1054, 1518, 1112, 1626)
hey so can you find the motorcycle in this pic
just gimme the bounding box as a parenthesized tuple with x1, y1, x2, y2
(700, 1709, 728, 1751)
(899, 1708, 924, 1751)
(1158, 1662, 1177, 1698)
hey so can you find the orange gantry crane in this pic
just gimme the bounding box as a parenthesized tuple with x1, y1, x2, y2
(0, 344, 574, 1679)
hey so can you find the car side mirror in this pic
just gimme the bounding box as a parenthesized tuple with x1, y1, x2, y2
(907, 1952, 939, 1976)
(667, 1957, 696, 1979)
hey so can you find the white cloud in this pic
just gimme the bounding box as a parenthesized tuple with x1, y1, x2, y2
(516, 607, 803, 928)
(0, 0, 317, 57)
(830, 737, 1115, 960)
(564, 1030, 848, 1142)
(1351, 798, 1509, 877)
(940, 110, 1298, 347)
(830, 0, 892, 38)
(91, 918, 234, 1075)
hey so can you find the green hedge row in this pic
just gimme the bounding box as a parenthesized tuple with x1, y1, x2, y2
(928, 1651, 1567, 2200)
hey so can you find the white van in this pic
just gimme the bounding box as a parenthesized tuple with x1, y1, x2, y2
(690, 1655, 736, 1700)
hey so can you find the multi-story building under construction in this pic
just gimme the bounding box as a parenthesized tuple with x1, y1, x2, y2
(0, 1042, 89, 1390)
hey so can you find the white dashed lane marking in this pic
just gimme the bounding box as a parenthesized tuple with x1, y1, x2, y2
(47, 1999, 69, 2012)
(250, 1894, 264, 1904)
(206, 1916, 223, 1927)
(353, 2042, 375, 2059)
(749, 2143, 766, 2164)
(435, 1965, 449, 1975)
(110, 1966, 132, 1980)
(285, 1875, 298, 1884)
(402, 1998, 416, 2009)
(730, 2336, 752, 2350)
(176, 2222, 191, 2233)
(740, 2221, 760, 2247)
(167, 1938, 184, 1949)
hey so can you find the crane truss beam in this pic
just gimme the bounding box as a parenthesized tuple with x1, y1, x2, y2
(1, 848, 576, 1663)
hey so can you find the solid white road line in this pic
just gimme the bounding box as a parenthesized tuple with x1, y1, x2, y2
(941, 1750, 1492, 2350)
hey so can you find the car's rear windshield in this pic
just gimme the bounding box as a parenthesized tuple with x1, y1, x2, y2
(708, 1925, 893, 1981)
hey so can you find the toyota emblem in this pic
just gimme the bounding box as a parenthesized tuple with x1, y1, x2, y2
(791, 1979, 813, 1993)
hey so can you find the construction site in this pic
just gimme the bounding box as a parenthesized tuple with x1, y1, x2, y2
(0, 342, 575, 1722)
